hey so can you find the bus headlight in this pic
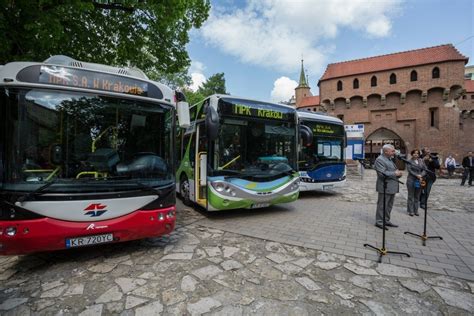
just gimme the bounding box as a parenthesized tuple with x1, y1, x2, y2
(212, 182, 225, 192)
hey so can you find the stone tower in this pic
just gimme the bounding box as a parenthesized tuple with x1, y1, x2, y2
(295, 59, 312, 107)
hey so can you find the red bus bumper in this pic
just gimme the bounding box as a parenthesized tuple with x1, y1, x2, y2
(0, 206, 176, 255)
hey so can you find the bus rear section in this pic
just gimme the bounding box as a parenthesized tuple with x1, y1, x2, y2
(177, 95, 300, 211)
(298, 111, 346, 192)
(0, 56, 186, 255)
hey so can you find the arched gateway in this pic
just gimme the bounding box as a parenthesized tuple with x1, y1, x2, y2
(365, 128, 406, 166)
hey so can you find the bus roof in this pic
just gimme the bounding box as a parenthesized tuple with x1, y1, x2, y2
(0, 55, 175, 103)
(205, 94, 297, 112)
(297, 110, 344, 125)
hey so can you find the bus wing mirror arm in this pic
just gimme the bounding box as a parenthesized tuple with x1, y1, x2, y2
(206, 106, 220, 141)
(299, 125, 313, 147)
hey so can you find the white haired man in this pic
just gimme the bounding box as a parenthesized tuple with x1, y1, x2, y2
(374, 144, 403, 230)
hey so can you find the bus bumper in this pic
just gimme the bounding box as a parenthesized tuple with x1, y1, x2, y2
(299, 178, 346, 192)
(0, 206, 176, 255)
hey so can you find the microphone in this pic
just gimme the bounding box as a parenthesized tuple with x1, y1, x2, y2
(395, 153, 410, 163)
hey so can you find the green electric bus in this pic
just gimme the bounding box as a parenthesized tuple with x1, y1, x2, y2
(176, 95, 300, 211)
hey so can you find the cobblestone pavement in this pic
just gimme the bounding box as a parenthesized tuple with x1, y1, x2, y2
(0, 170, 473, 315)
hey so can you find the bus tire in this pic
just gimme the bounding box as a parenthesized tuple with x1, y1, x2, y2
(180, 175, 192, 206)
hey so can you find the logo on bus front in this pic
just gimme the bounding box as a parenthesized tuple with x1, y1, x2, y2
(84, 203, 108, 217)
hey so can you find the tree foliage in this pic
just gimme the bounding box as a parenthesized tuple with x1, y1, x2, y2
(183, 72, 228, 105)
(0, 0, 210, 77)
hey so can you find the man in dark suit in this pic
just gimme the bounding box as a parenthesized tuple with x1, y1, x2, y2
(461, 151, 473, 186)
(374, 144, 403, 230)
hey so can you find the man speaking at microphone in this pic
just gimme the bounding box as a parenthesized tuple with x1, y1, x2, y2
(374, 144, 403, 230)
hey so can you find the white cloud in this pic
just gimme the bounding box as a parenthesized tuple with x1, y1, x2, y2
(189, 73, 206, 92)
(188, 60, 207, 92)
(271, 76, 298, 102)
(201, 0, 402, 75)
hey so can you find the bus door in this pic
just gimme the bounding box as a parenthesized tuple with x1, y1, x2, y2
(196, 124, 207, 206)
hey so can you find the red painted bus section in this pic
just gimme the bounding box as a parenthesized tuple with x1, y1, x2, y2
(0, 206, 176, 255)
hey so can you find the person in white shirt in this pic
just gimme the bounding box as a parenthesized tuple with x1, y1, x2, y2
(444, 154, 456, 178)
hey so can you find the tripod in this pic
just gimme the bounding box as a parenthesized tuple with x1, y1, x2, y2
(404, 177, 443, 246)
(364, 172, 410, 263)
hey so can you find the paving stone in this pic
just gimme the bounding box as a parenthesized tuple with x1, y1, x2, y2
(343, 263, 378, 275)
(399, 279, 431, 293)
(265, 241, 287, 253)
(424, 275, 469, 291)
(0, 269, 17, 281)
(0, 298, 28, 311)
(135, 301, 164, 316)
(160, 253, 193, 260)
(162, 288, 186, 306)
(186, 297, 221, 316)
(41, 280, 64, 291)
(221, 260, 244, 271)
(295, 277, 321, 291)
(88, 263, 117, 273)
(222, 246, 240, 258)
(181, 275, 199, 292)
(266, 252, 294, 264)
(78, 304, 103, 316)
(359, 300, 397, 315)
(124, 296, 148, 310)
(63, 283, 85, 296)
(349, 275, 373, 291)
(292, 258, 314, 268)
(114, 278, 147, 293)
(203, 246, 222, 257)
(191, 265, 223, 280)
(433, 286, 474, 312)
(376, 263, 418, 278)
(40, 284, 68, 298)
(95, 285, 123, 303)
(314, 261, 340, 270)
(274, 262, 303, 274)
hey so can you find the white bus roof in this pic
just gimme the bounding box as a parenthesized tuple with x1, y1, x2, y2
(297, 110, 343, 125)
(204, 94, 297, 111)
(0, 55, 175, 103)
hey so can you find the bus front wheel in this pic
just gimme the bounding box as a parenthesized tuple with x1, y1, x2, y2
(180, 176, 192, 206)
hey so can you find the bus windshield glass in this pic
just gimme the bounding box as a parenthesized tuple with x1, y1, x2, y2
(299, 120, 344, 170)
(213, 117, 297, 180)
(1, 88, 173, 193)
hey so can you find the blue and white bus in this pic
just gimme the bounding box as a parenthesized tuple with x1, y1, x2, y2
(297, 111, 346, 191)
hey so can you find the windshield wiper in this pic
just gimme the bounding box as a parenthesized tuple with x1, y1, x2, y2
(16, 179, 59, 204)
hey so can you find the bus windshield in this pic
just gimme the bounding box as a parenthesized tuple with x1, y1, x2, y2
(299, 120, 344, 170)
(212, 117, 297, 180)
(1, 88, 173, 193)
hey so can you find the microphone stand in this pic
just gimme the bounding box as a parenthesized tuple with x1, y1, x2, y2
(400, 156, 443, 246)
(364, 168, 410, 263)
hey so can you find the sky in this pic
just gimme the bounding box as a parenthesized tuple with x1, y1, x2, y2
(186, 0, 473, 103)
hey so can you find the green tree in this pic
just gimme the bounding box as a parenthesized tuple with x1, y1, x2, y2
(183, 72, 228, 105)
(198, 73, 228, 96)
(0, 0, 210, 76)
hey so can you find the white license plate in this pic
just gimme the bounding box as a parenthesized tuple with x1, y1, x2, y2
(323, 185, 333, 190)
(250, 203, 270, 209)
(66, 233, 114, 248)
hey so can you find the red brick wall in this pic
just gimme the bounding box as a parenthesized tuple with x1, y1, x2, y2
(318, 60, 471, 161)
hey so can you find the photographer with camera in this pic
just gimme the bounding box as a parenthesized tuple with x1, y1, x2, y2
(419, 147, 440, 209)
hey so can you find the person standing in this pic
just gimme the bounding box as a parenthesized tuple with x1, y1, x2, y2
(461, 151, 473, 186)
(444, 155, 456, 178)
(420, 147, 440, 209)
(374, 144, 403, 229)
(406, 149, 426, 216)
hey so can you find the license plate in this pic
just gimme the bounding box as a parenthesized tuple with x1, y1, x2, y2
(323, 185, 333, 190)
(66, 233, 114, 248)
(250, 203, 270, 209)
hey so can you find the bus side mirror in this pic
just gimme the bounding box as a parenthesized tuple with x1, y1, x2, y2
(206, 106, 220, 141)
(50, 144, 63, 165)
(299, 125, 313, 147)
(177, 101, 190, 128)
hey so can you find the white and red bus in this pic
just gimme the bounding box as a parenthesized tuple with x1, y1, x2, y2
(0, 55, 189, 255)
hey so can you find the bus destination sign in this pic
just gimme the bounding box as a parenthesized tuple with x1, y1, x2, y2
(39, 66, 148, 96)
(311, 123, 343, 135)
(233, 103, 285, 119)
